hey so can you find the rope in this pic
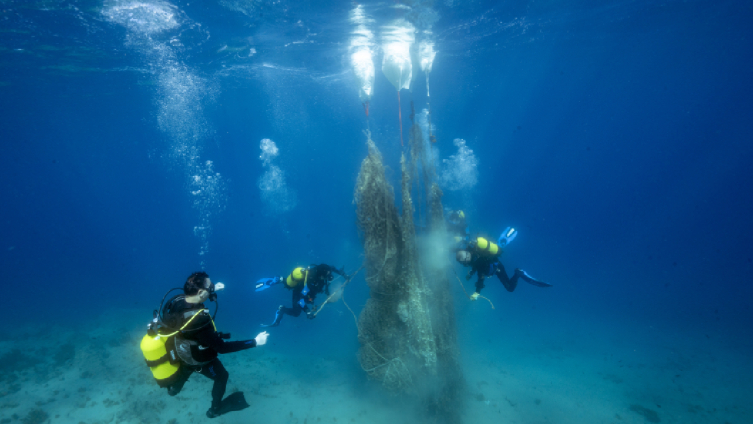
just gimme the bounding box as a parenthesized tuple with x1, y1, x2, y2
(451, 264, 495, 310)
(332, 264, 406, 384)
(397, 89, 404, 146)
(313, 265, 365, 317)
(342, 289, 360, 335)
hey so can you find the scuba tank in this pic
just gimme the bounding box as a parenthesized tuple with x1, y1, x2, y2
(139, 288, 219, 387)
(474, 237, 500, 257)
(140, 322, 180, 386)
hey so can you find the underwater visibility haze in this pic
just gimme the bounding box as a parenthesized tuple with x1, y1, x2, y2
(1, 0, 752, 423)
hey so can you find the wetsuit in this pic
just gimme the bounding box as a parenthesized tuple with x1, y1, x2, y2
(468, 255, 521, 293)
(163, 297, 257, 410)
(281, 264, 344, 318)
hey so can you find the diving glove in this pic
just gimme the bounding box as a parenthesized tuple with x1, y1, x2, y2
(498, 227, 518, 247)
(470, 292, 480, 301)
(255, 276, 281, 292)
(254, 331, 269, 346)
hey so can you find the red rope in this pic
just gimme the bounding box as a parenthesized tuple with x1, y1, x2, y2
(397, 90, 403, 146)
(363, 101, 369, 117)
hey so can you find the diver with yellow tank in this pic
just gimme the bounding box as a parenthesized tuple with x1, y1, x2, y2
(456, 227, 553, 300)
(140, 272, 269, 419)
(255, 264, 347, 327)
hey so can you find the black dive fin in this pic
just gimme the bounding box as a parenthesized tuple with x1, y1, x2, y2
(525, 279, 553, 288)
(517, 270, 553, 288)
(219, 392, 250, 415)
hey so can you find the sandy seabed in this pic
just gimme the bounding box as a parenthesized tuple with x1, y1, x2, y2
(1, 303, 750, 424)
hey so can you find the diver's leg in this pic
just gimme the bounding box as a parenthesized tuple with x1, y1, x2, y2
(281, 292, 304, 317)
(495, 262, 519, 292)
(166, 365, 193, 396)
(281, 304, 303, 317)
(199, 359, 229, 412)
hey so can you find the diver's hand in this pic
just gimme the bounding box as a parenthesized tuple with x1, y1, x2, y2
(466, 272, 473, 281)
(306, 311, 316, 320)
(254, 331, 269, 346)
(470, 292, 480, 301)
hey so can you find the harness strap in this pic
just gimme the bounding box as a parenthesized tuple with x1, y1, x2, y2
(145, 354, 170, 368)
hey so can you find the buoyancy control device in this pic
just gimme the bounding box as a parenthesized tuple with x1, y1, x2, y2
(139, 288, 218, 387)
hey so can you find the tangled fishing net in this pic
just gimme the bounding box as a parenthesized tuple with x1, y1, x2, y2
(354, 124, 465, 424)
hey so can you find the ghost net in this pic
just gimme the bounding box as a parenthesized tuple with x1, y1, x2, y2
(354, 125, 464, 424)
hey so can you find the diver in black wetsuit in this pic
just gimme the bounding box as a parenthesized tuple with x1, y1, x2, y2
(255, 264, 347, 327)
(163, 272, 269, 419)
(456, 236, 552, 300)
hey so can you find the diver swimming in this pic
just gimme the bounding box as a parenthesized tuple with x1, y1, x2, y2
(256, 264, 348, 327)
(455, 228, 552, 300)
(140, 272, 269, 419)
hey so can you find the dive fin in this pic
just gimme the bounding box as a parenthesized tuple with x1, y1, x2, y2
(516, 269, 553, 288)
(218, 392, 250, 416)
(498, 227, 518, 247)
(255, 277, 276, 292)
(260, 306, 283, 327)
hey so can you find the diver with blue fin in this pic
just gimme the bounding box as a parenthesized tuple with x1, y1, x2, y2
(256, 264, 348, 327)
(140, 272, 269, 419)
(456, 227, 552, 300)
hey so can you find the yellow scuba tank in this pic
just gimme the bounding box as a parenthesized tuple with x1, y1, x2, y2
(141, 287, 222, 387)
(475, 237, 500, 256)
(140, 333, 179, 383)
(286, 267, 308, 288)
(140, 296, 214, 386)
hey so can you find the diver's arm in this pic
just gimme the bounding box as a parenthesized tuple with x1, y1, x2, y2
(466, 267, 476, 280)
(203, 331, 256, 353)
(322, 264, 346, 277)
(474, 275, 486, 294)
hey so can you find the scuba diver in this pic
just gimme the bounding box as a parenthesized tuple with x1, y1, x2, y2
(140, 272, 269, 419)
(456, 228, 553, 300)
(256, 264, 347, 327)
(446, 209, 469, 244)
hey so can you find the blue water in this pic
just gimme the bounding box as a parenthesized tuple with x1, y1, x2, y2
(1, 1, 752, 423)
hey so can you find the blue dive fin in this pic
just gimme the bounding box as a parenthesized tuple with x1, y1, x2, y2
(255, 277, 276, 292)
(260, 307, 283, 327)
(498, 227, 518, 247)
